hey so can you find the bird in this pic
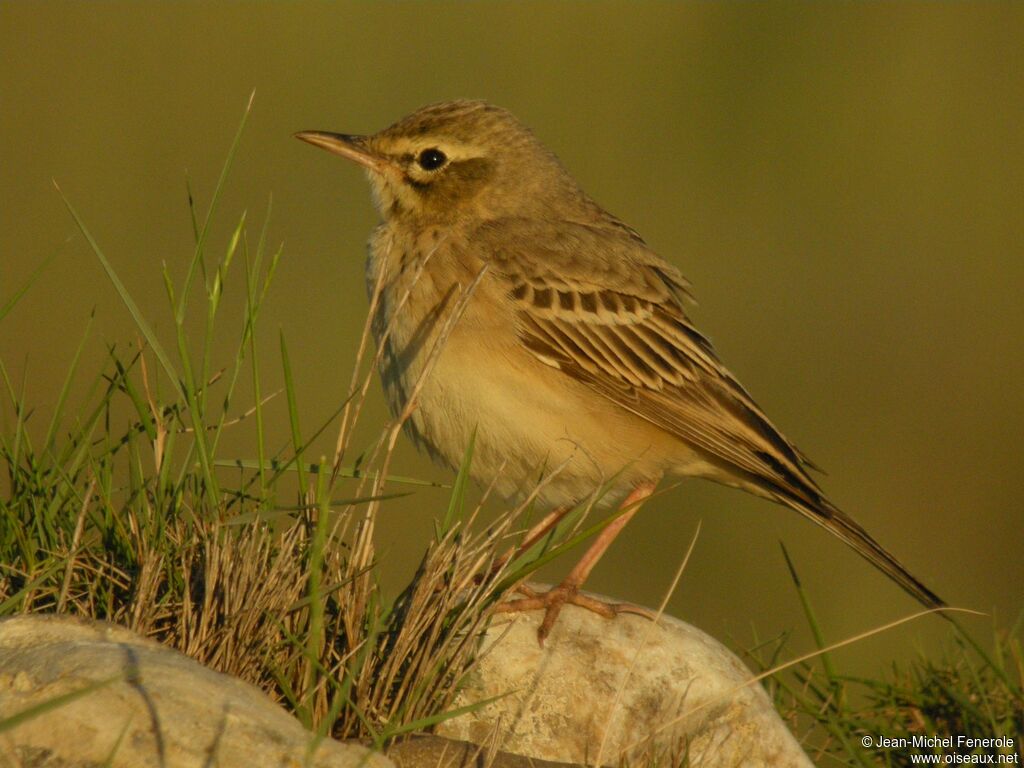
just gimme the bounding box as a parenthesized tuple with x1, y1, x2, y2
(295, 100, 945, 643)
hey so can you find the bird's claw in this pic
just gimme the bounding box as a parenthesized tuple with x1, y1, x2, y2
(494, 583, 653, 645)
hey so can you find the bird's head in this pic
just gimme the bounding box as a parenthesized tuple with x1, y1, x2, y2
(296, 100, 581, 225)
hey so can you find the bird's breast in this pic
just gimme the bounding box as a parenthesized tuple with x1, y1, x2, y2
(360, 223, 679, 508)
(364, 223, 497, 434)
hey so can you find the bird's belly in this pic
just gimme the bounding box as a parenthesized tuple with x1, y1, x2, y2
(379, 320, 687, 509)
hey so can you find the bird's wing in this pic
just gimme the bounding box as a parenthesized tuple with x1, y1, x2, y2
(475, 217, 823, 508)
(473, 216, 945, 611)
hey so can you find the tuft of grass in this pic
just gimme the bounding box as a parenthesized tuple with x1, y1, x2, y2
(749, 552, 1023, 766)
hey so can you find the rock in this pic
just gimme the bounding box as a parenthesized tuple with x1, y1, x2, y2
(436, 587, 813, 767)
(0, 601, 813, 768)
(386, 734, 580, 768)
(0, 614, 392, 768)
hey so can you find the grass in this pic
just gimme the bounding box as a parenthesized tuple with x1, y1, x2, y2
(1, 100, 1020, 765)
(748, 547, 1023, 766)
(760, 621, 1023, 765)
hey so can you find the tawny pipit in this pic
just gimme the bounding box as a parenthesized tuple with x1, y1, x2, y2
(297, 101, 944, 640)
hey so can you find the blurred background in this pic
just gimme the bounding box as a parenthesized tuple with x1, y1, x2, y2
(2, 2, 1021, 674)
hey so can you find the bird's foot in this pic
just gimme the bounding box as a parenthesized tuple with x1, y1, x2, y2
(493, 583, 656, 645)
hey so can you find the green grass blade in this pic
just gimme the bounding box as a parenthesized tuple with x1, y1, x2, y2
(185, 173, 200, 244)
(201, 209, 245, 421)
(780, 542, 839, 686)
(0, 561, 63, 615)
(0, 356, 33, 476)
(0, 249, 57, 324)
(223, 492, 412, 525)
(55, 184, 182, 400)
(176, 91, 254, 323)
(243, 245, 268, 493)
(212, 458, 441, 487)
(0, 675, 122, 734)
(279, 331, 306, 492)
(378, 692, 511, 742)
(99, 716, 134, 768)
(438, 428, 475, 539)
(42, 310, 94, 456)
(303, 463, 330, 719)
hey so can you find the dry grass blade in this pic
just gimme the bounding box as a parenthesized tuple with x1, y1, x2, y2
(56, 475, 96, 612)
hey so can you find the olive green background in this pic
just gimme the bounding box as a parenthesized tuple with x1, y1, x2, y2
(2, 2, 1022, 672)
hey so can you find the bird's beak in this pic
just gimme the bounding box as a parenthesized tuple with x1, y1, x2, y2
(294, 131, 383, 172)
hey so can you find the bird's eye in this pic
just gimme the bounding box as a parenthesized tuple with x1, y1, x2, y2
(417, 148, 447, 171)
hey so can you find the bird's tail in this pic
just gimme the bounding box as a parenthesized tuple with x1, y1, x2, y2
(781, 494, 946, 611)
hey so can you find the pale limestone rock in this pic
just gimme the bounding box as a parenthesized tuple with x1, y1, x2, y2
(386, 734, 578, 768)
(0, 614, 391, 768)
(437, 588, 813, 767)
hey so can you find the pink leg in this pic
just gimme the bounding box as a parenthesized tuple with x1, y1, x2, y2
(494, 481, 657, 644)
(492, 505, 573, 574)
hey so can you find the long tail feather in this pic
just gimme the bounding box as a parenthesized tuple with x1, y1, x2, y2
(781, 494, 945, 610)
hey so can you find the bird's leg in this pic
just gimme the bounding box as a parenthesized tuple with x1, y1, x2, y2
(491, 504, 574, 575)
(494, 481, 657, 644)
(471, 506, 572, 590)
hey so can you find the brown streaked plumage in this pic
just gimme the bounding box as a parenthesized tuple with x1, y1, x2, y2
(296, 100, 944, 642)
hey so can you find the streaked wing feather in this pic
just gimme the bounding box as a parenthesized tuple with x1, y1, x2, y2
(477, 217, 945, 610)
(479, 218, 823, 506)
